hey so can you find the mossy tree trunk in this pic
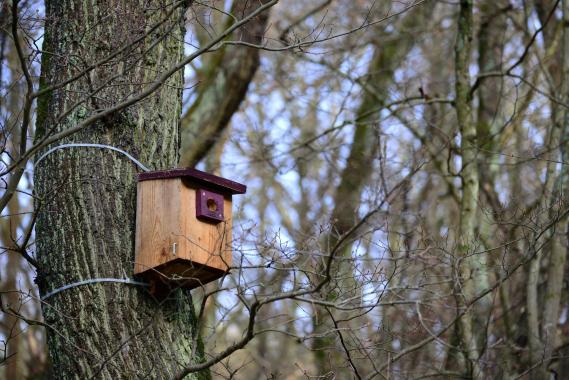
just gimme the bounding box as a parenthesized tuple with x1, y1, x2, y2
(34, 1, 206, 378)
(537, 0, 569, 377)
(454, 0, 482, 378)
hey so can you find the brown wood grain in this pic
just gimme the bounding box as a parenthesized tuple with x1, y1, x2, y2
(134, 178, 233, 285)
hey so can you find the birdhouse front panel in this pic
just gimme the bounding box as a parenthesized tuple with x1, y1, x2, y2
(177, 183, 233, 271)
(134, 168, 246, 290)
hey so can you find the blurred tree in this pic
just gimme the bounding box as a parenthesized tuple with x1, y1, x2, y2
(180, 0, 272, 167)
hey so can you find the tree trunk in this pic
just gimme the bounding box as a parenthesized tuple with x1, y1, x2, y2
(525, 1, 569, 378)
(1, 198, 24, 380)
(34, 1, 206, 378)
(454, 0, 482, 377)
(539, 0, 569, 376)
(180, 0, 271, 167)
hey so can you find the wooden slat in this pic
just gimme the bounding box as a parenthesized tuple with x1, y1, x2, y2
(138, 167, 246, 194)
(134, 179, 182, 274)
(178, 186, 232, 271)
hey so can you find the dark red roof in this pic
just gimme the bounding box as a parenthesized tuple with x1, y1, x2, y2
(138, 168, 246, 195)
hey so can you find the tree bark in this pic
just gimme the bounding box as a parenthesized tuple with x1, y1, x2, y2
(1, 198, 24, 380)
(34, 1, 207, 378)
(539, 0, 569, 376)
(525, 1, 569, 378)
(454, 0, 482, 377)
(473, 0, 508, 369)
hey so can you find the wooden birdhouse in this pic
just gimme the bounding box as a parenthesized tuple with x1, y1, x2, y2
(134, 168, 246, 291)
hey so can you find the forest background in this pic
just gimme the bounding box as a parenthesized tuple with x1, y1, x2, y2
(1, 0, 569, 379)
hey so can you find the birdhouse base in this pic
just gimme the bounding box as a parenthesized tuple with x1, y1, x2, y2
(136, 258, 228, 294)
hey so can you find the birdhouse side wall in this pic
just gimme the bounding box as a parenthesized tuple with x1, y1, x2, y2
(134, 179, 183, 275)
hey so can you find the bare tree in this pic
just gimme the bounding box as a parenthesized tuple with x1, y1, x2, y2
(2, 0, 569, 379)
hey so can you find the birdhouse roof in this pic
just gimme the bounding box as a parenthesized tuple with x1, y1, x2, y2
(138, 168, 247, 195)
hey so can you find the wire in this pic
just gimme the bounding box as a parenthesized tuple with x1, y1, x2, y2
(41, 278, 149, 301)
(34, 143, 150, 172)
(35, 144, 152, 301)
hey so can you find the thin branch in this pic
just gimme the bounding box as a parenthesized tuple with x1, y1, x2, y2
(470, 0, 561, 97)
(326, 307, 363, 380)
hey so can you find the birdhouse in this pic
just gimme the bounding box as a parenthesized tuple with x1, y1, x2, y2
(134, 168, 246, 292)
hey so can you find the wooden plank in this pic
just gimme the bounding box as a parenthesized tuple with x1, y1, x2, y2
(134, 179, 182, 275)
(178, 186, 232, 272)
